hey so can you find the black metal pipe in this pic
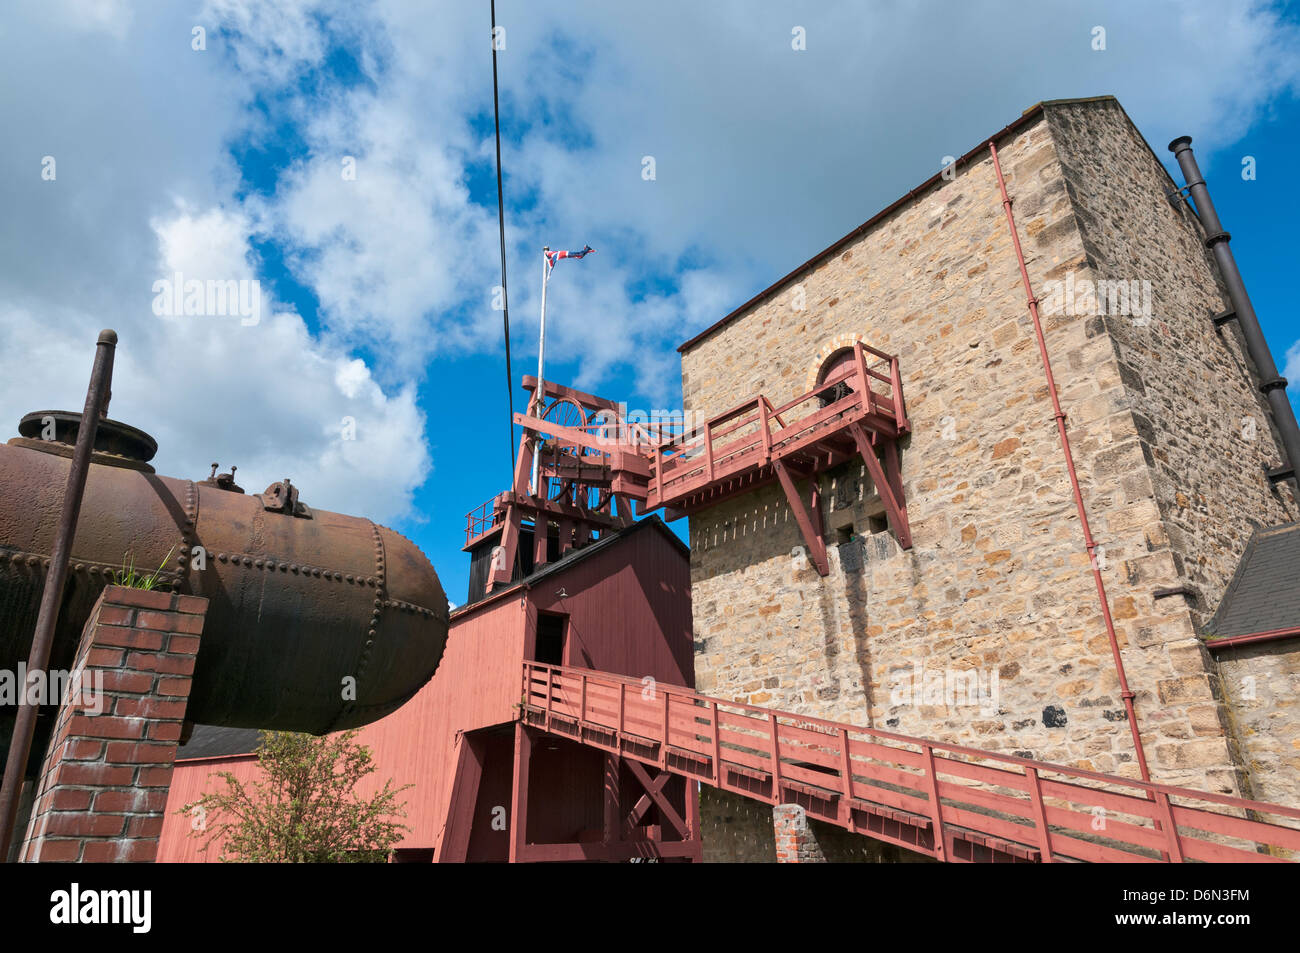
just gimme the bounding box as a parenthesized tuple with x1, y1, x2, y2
(0, 329, 117, 861)
(1169, 137, 1300, 490)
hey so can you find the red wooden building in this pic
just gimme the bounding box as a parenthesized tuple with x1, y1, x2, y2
(157, 515, 698, 862)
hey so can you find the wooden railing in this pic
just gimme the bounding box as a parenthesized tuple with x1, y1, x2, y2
(521, 661, 1300, 863)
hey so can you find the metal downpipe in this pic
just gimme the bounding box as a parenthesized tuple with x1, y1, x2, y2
(1168, 136, 1300, 493)
(0, 330, 117, 860)
(987, 141, 1154, 785)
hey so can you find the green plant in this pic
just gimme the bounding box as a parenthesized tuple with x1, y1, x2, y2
(178, 730, 412, 863)
(112, 546, 174, 590)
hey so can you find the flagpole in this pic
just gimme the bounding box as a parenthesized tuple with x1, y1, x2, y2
(530, 245, 550, 497)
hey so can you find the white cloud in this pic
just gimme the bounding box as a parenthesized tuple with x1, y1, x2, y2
(226, 0, 1300, 400)
(0, 3, 430, 524)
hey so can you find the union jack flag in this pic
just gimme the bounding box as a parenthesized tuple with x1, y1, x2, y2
(545, 244, 595, 275)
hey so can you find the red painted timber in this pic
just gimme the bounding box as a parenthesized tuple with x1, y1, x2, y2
(521, 662, 1300, 863)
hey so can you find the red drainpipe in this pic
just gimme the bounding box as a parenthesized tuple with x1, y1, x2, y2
(1206, 625, 1300, 652)
(987, 140, 1154, 784)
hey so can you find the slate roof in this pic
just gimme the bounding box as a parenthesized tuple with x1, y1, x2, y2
(178, 725, 263, 760)
(1206, 521, 1300, 640)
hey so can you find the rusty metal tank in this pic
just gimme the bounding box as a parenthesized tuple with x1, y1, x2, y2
(0, 410, 449, 739)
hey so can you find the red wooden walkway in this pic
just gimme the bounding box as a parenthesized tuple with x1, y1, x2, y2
(521, 662, 1300, 863)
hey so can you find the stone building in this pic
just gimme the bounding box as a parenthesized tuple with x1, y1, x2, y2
(676, 96, 1300, 860)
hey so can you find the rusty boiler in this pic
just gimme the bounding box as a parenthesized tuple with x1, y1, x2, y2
(0, 410, 449, 749)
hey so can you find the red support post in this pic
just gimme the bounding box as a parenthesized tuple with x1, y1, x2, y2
(853, 340, 876, 418)
(660, 690, 670, 768)
(617, 682, 626, 757)
(889, 355, 908, 431)
(533, 516, 549, 569)
(544, 666, 553, 733)
(508, 723, 532, 863)
(838, 726, 856, 832)
(768, 711, 782, 803)
(1154, 792, 1185, 863)
(1024, 766, 1054, 863)
(711, 700, 722, 785)
(920, 744, 946, 861)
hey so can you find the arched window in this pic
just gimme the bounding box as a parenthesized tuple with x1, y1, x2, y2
(815, 347, 857, 406)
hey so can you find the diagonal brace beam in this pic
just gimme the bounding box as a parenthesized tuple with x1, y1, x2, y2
(626, 759, 689, 839)
(773, 459, 830, 575)
(848, 424, 912, 550)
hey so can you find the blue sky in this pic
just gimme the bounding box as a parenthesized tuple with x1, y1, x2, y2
(2, 1, 1298, 605)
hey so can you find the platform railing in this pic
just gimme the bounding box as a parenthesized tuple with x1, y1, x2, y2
(520, 661, 1300, 863)
(465, 496, 503, 547)
(645, 342, 907, 509)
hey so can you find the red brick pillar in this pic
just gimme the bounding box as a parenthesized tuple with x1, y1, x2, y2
(21, 586, 206, 863)
(773, 804, 826, 863)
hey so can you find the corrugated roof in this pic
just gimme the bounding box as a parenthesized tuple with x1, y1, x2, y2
(1206, 521, 1300, 639)
(677, 96, 1123, 354)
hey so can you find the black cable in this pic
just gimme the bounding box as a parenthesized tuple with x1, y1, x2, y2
(490, 0, 527, 589)
(491, 0, 516, 474)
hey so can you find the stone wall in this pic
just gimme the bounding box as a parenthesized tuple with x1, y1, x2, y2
(699, 787, 925, 862)
(698, 787, 777, 863)
(680, 99, 1298, 859)
(1213, 641, 1300, 812)
(1043, 99, 1298, 626)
